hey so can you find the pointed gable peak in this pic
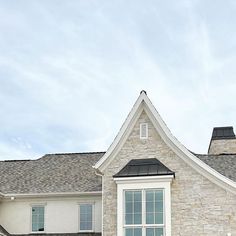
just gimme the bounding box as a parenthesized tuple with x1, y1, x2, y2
(93, 91, 166, 172)
(94, 92, 236, 195)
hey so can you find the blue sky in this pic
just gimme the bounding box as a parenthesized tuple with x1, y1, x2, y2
(0, 0, 236, 160)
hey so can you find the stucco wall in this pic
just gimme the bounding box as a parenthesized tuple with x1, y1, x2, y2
(102, 111, 236, 236)
(0, 195, 102, 235)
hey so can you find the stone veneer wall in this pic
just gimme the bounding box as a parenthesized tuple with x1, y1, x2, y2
(209, 139, 236, 154)
(102, 111, 236, 236)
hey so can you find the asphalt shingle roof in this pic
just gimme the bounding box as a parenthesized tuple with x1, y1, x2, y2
(0, 152, 105, 194)
(195, 153, 236, 182)
(0, 151, 236, 195)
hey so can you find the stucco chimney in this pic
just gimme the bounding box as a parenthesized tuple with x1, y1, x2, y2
(208, 126, 236, 154)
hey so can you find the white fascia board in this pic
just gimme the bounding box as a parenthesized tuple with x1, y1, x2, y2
(3, 191, 102, 199)
(94, 91, 236, 194)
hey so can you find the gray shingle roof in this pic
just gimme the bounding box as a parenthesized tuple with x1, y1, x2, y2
(0, 152, 105, 194)
(1, 151, 236, 195)
(195, 153, 236, 182)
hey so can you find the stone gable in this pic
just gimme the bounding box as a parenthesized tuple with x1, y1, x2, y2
(102, 111, 236, 236)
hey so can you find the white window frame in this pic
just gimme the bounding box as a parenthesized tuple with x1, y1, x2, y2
(78, 203, 95, 233)
(114, 175, 173, 236)
(140, 123, 148, 139)
(30, 203, 46, 233)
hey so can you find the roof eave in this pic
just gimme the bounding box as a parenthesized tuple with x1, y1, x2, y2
(1, 191, 102, 199)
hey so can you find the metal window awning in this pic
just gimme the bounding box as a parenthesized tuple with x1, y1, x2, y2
(113, 158, 175, 178)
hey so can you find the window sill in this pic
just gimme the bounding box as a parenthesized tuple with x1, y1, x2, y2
(79, 230, 94, 233)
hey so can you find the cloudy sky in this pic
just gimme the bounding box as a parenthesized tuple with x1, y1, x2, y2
(0, 0, 236, 160)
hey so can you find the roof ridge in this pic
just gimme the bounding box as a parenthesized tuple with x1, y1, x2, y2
(0, 152, 106, 162)
(0, 159, 32, 163)
(45, 151, 106, 156)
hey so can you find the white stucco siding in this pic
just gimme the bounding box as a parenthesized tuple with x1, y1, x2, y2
(0, 195, 102, 234)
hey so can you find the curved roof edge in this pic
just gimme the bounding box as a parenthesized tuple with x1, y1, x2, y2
(94, 91, 236, 195)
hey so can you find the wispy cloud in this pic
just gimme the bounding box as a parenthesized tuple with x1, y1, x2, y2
(0, 0, 236, 159)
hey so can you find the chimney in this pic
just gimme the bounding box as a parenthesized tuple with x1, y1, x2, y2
(208, 126, 236, 154)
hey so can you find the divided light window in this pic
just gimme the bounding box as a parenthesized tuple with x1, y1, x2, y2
(32, 206, 45, 232)
(124, 189, 164, 236)
(79, 204, 93, 232)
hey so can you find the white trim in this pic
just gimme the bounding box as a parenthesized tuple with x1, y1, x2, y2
(114, 175, 174, 184)
(116, 177, 172, 236)
(94, 91, 236, 195)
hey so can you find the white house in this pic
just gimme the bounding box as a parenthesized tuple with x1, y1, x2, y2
(1, 91, 236, 236)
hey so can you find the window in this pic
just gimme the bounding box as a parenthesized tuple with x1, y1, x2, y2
(32, 206, 45, 232)
(140, 123, 148, 139)
(114, 176, 172, 236)
(124, 189, 164, 236)
(79, 204, 93, 232)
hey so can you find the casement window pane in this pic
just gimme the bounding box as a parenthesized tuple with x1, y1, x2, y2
(155, 202, 163, 212)
(155, 213, 163, 224)
(146, 213, 154, 224)
(38, 222, 44, 231)
(146, 190, 164, 225)
(32, 206, 44, 232)
(80, 204, 93, 231)
(32, 215, 37, 223)
(146, 228, 164, 236)
(146, 201, 154, 213)
(124, 189, 164, 236)
(125, 228, 133, 236)
(146, 191, 154, 201)
(134, 213, 142, 224)
(126, 202, 133, 213)
(134, 191, 142, 201)
(125, 191, 142, 225)
(125, 191, 133, 202)
(134, 202, 142, 213)
(134, 228, 142, 236)
(39, 207, 44, 215)
(39, 214, 44, 222)
(146, 228, 155, 236)
(32, 224, 38, 232)
(125, 228, 142, 236)
(126, 213, 133, 224)
(80, 222, 92, 231)
(155, 191, 163, 202)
